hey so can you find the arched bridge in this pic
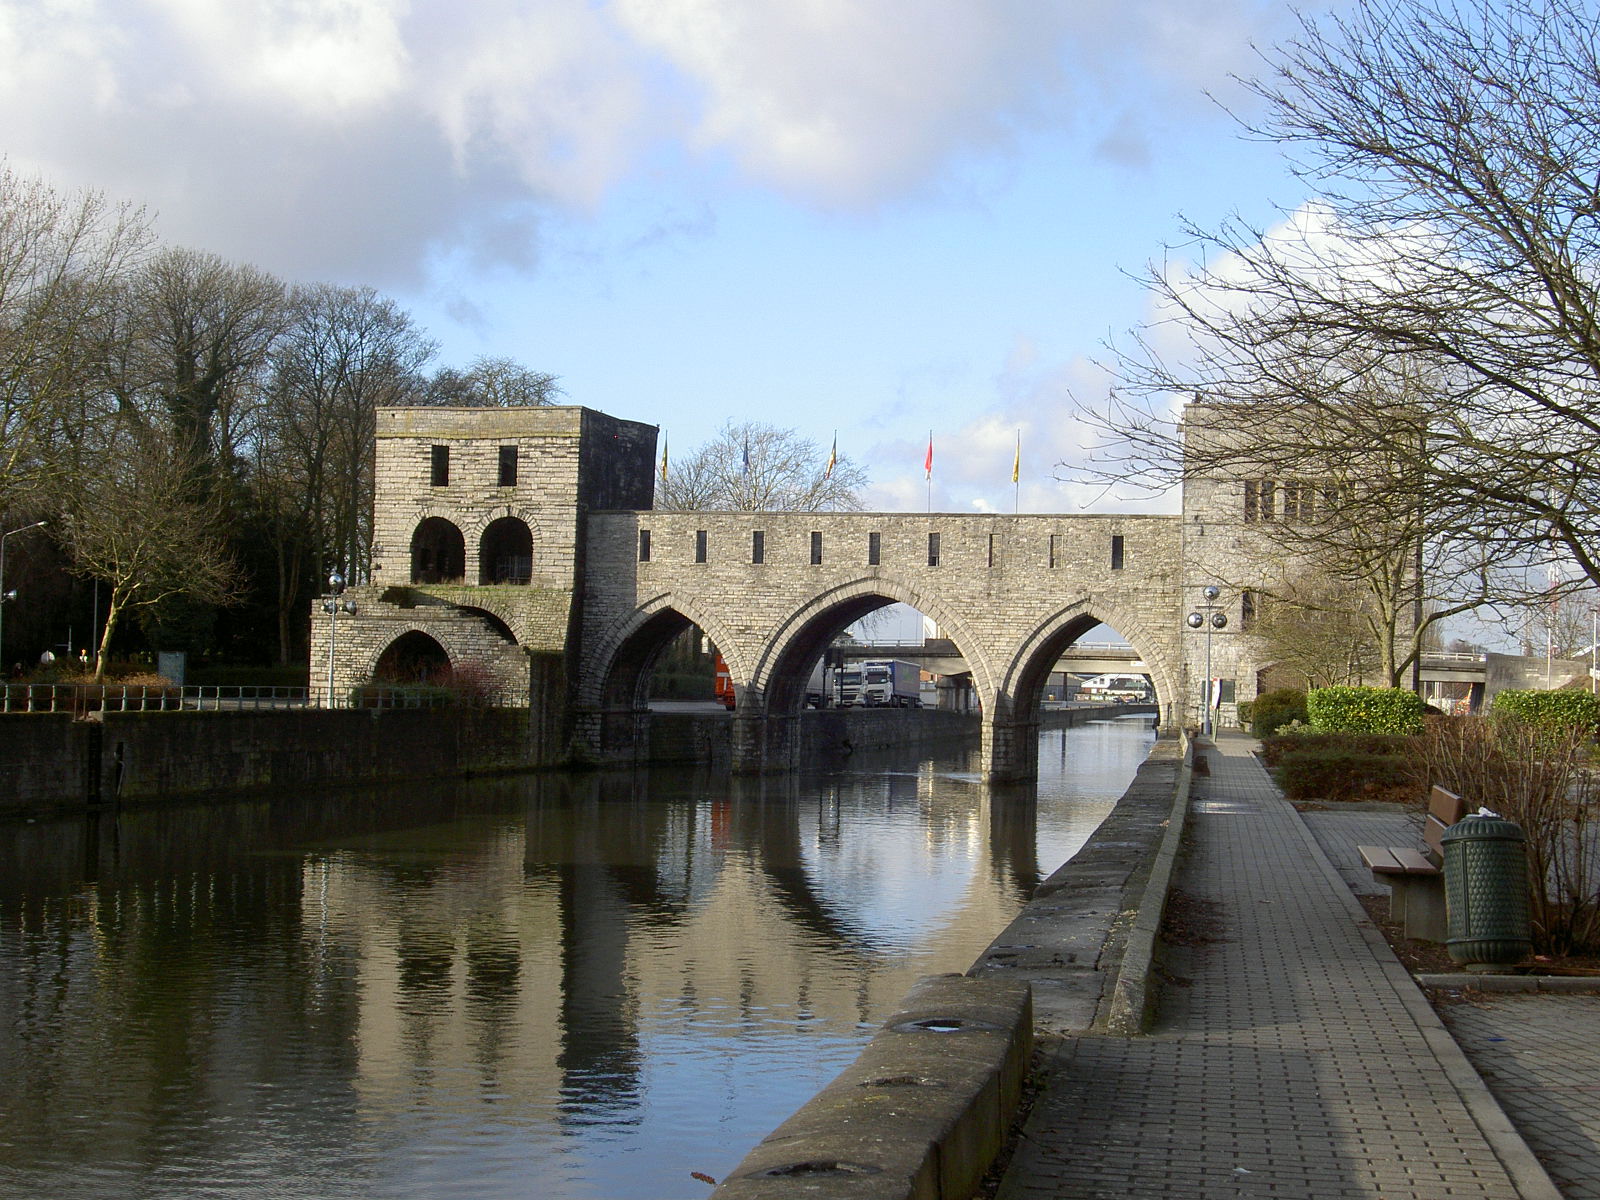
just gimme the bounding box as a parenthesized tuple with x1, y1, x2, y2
(576, 510, 1186, 780)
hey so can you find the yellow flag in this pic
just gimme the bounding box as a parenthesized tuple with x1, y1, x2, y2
(1011, 431, 1020, 484)
(659, 435, 668, 482)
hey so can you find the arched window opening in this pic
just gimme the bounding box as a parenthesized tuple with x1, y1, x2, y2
(410, 518, 465, 584)
(373, 631, 451, 685)
(480, 517, 533, 585)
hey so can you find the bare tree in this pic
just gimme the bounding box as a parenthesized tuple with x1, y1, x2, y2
(58, 427, 243, 676)
(252, 284, 436, 660)
(109, 247, 287, 485)
(416, 355, 561, 407)
(657, 421, 867, 511)
(1088, 0, 1600, 592)
(0, 165, 150, 514)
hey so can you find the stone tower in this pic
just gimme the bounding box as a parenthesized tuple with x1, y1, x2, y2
(311, 405, 656, 747)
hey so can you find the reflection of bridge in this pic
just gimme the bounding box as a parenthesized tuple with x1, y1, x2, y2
(313, 404, 1424, 781)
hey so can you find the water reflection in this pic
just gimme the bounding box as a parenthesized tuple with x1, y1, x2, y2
(0, 718, 1154, 1200)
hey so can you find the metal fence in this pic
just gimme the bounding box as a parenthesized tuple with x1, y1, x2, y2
(1, 684, 527, 714)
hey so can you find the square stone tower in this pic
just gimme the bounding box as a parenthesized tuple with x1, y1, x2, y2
(313, 405, 656, 718)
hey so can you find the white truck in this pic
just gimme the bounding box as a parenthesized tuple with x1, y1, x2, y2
(854, 659, 922, 708)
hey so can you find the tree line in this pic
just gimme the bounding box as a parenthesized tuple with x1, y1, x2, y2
(1, 165, 559, 674)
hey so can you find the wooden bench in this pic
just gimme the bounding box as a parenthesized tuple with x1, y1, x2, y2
(1358, 786, 1466, 942)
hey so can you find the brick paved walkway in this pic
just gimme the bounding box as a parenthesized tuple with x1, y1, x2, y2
(997, 733, 1557, 1199)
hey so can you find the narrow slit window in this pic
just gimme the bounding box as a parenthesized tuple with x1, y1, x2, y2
(695, 530, 707, 563)
(810, 531, 823, 565)
(430, 444, 449, 487)
(868, 531, 881, 566)
(498, 444, 518, 487)
(752, 530, 765, 564)
(638, 529, 651, 562)
(1111, 534, 1125, 570)
(928, 532, 940, 567)
(987, 533, 997, 568)
(1049, 533, 1058, 569)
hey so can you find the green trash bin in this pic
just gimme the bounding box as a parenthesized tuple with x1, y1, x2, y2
(1441, 813, 1530, 971)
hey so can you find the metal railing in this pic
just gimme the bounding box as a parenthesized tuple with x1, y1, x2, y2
(1, 683, 528, 714)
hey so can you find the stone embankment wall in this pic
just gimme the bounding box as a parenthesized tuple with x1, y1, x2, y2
(0, 709, 543, 816)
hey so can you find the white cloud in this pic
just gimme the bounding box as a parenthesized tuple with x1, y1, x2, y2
(0, 0, 1289, 285)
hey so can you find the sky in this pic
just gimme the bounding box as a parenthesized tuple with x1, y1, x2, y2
(0, 0, 1332, 526)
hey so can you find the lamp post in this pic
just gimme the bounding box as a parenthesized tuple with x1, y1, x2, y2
(1187, 585, 1228, 738)
(0, 519, 48, 673)
(321, 571, 356, 707)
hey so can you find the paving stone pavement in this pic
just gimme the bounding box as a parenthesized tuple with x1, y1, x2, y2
(996, 733, 1558, 1200)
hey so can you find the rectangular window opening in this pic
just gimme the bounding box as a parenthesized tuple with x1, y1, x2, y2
(927, 532, 940, 568)
(1241, 589, 1256, 631)
(498, 444, 518, 487)
(752, 530, 765, 564)
(987, 533, 997, 568)
(430, 444, 449, 487)
(810, 531, 823, 565)
(695, 530, 707, 563)
(868, 531, 881, 566)
(638, 529, 651, 562)
(1111, 534, 1125, 571)
(1048, 533, 1058, 569)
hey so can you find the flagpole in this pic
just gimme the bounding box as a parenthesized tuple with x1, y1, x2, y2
(1013, 428, 1020, 514)
(926, 430, 933, 513)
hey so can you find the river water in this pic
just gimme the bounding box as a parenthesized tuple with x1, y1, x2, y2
(0, 716, 1155, 1200)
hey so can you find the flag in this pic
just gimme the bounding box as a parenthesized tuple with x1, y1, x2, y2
(659, 435, 668, 483)
(1011, 430, 1020, 484)
(924, 432, 933, 480)
(824, 433, 837, 480)
(743, 434, 751, 477)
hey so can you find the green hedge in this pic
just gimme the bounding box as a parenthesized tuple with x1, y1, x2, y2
(1492, 688, 1600, 736)
(1307, 686, 1426, 735)
(1251, 688, 1308, 737)
(1274, 748, 1419, 802)
(1260, 731, 1412, 768)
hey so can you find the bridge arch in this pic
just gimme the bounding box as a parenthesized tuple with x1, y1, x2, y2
(372, 630, 451, 683)
(579, 590, 751, 711)
(997, 593, 1180, 729)
(753, 576, 999, 715)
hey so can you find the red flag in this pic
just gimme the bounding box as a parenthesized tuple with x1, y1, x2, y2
(924, 432, 933, 480)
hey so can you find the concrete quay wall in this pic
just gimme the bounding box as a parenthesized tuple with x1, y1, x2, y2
(711, 733, 1190, 1199)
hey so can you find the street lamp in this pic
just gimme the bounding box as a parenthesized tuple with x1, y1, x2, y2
(321, 571, 357, 707)
(0, 519, 48, 674)
(1187, 584, 1228, 738)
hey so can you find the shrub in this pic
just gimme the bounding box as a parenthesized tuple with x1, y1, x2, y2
(1491, 688, 1600, 737)
(1260, 730, 1412, 768)
(1307, 685, 1426, 735)
(1236, 699, 1255, 730)
(1412, 716, 1600, 954)
(1273, 748, 1421, 802)
(1251, 688, 1307, 737)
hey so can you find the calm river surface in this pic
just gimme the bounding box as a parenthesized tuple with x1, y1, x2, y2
(0, 717, 1155, 1200)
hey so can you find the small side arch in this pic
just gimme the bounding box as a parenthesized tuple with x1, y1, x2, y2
(479, 516, 533, 584)
(579, 590, 751, 711)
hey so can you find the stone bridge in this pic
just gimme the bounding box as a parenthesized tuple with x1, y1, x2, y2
(314, 404, 1286, 781)
(576, 510, 1184, 779)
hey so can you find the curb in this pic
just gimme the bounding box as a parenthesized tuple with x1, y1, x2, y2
(1102, 732, 1193, 1035)
(1418, 973, 1600, 993)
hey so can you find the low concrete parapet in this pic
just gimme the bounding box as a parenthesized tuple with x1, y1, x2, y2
(710, 974, 1032, 1200)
